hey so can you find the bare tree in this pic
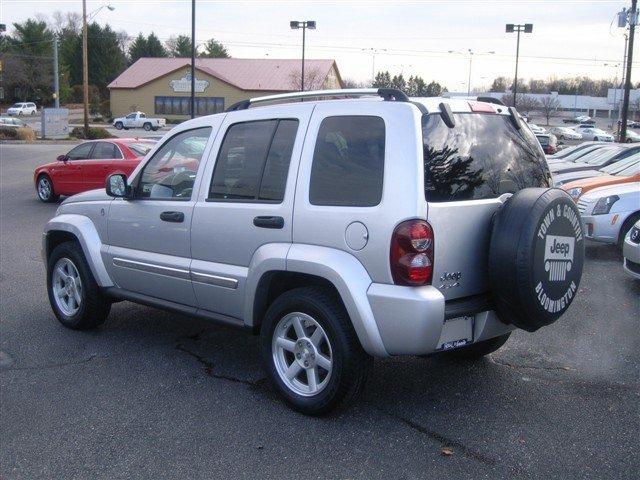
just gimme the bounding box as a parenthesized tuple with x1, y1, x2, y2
(539, 95, 561, 125)
(288, 67, 324, 91)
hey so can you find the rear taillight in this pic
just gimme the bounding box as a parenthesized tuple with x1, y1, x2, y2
(390, 220, 434, 286)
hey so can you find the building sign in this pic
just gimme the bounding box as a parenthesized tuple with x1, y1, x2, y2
(169, 72, 209, 93)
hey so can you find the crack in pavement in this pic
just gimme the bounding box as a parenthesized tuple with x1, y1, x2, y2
(174, 343, 267, 389)
(372, 405, 498, 467)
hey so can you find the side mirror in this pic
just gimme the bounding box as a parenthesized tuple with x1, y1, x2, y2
(106, 174, 132, 198)
(57, 154, 68, 162)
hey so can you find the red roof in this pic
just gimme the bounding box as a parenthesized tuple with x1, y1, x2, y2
(107, 58, 340, 92)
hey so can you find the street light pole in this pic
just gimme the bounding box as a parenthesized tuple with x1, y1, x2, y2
(290, 20, 316, 91)
(82, 0, 89, 137)
(506, 23, 533, 109)
(191, 0, 196, 118)
(467, 50, 473, 96)
(621, 0, 637, 143)
(53, 35, 60, 109)
(363, 48, 387, 84)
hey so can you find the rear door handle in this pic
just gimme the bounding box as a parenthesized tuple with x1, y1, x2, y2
(160, 211, 185, 223)
(253, 216, 284, 229)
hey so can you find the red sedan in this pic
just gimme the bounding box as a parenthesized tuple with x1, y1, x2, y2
(34, 138, 157, 202)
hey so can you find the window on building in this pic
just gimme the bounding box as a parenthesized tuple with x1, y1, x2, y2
(309, 116, 385, 207)
(154, 96, 225, 116)
(209, 119, 299, 202)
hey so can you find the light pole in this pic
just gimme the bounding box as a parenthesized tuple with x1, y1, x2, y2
(505, 23, 533, 109)
(191, 0, 195, 118)
(620, 1, 637, 143)
(362, 48, 387, 84)
(290, 20, 316, 91)
(449, 49, 494, 95)
(82, 2, 115, 137)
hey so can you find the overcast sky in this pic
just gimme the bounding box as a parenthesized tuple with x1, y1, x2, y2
(2, 0, 636, 91)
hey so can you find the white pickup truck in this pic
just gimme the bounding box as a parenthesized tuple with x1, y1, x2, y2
(113, 111, 166, 131)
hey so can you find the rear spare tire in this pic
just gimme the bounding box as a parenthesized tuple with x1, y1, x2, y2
(489, 188, 584, 332)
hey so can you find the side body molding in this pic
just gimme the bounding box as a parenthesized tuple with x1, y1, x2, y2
(43, 214, 114, 287)
(285, 244, 388, 357)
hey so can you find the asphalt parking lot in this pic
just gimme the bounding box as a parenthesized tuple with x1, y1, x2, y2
(1, 144, 639, 479)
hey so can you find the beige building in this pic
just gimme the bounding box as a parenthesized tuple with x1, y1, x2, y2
(108, 58, 343, 121)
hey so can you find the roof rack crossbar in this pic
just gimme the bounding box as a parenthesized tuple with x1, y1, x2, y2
(225, 88, 409, 111)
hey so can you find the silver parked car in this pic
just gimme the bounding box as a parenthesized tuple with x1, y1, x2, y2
(42, 89, 585, 414)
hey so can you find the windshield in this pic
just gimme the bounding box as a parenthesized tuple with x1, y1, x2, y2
(11, 103, 24, 108)
(422, 113, 550, 202)
(581, 147, 620, 165)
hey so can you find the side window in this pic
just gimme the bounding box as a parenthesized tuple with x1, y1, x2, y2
(126, 113, 136, 119)
(209, 119, 299, 202)
(137, 127, 212, 200)
(67, 142, 94, 160)
(91, 142, 120, 159)
(309, 116, 385, 207)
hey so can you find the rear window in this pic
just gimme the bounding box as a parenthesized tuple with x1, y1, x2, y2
(422, 113, 550, 202)
(127, 142, 155, 156)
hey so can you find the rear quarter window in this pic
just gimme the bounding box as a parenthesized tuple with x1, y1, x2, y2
(309, 115, 385, 207)
(422, 113, 550, 202)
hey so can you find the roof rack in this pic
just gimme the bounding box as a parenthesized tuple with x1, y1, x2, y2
(226, 88, 410, 112)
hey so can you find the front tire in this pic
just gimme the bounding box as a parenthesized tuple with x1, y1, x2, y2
(36, 174, 59, 203)
(260, 286, 371, 415)
(446, 333, 511, 359)
(593, 136, 599, 141)
(47, 242, 110, 330)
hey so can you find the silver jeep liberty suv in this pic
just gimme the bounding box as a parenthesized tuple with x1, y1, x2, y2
(43, 89, 584, 414)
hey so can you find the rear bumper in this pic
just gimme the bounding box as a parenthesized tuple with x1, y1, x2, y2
(366, 283, 513, 355)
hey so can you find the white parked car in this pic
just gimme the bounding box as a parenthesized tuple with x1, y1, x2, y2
(113, 111, 166, 131)
(624, 130, 640, 143)
(528, 123, 547, 134)
(574, 127, 614, 142)
(577, 182, 640, 245)
(622, 220, 640, 279)
(6, 102, 37, 116)
(549, 126, 582, 140)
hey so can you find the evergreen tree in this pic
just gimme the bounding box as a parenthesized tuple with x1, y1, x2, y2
(199, 38, 230, 58)
(166, 35, 192, 57)
(128, 33, 148, 63)
(145, 32, 166, 57)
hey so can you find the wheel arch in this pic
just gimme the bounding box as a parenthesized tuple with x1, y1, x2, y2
(43, 214, 113, 287)
(246, 243, 388, 357)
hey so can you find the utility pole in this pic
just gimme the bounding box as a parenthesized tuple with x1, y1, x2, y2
(190, 0, 196, 119)
(363, 48, 387, 84)
(82, 0, 89, 137)
(621, 0, 637, 143)
(506, 23, 533, 108)
(467, 51, 473, 96)
(53, 36, 60, 108)
(290, 21, 316, 91)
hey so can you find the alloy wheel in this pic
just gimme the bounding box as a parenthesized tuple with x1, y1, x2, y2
(51, 257, 83, 316)
(38, 177, 52, 201)
(272, 312, 333, 396)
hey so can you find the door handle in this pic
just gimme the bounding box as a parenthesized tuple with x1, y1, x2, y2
(160, 211, 185, 223)
(253, 216, 284, 229)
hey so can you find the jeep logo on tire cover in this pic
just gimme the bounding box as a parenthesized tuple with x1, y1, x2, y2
(534, 203, 583, 314)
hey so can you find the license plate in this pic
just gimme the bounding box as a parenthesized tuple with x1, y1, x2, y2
(437, 316, 474, 351)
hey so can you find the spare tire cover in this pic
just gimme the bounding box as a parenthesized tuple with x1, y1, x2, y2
(489, 188, 584, 332)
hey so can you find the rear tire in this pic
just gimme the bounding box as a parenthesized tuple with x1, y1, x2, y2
(36, 174, 59, 203)
(447, 333, 511, 359)
(260, 286, 371, 415)
(143, 122, 152, 131)
(114, 121, 123, 130)
(47, 241, 110, 330)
